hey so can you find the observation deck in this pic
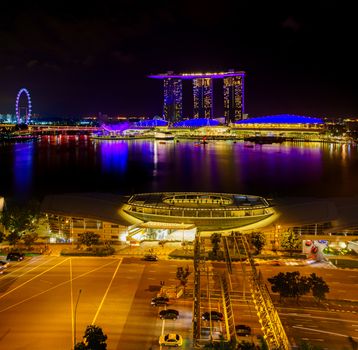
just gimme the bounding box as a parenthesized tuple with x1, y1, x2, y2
(123, 192, 274, 230)
(148, 71, 245, 79)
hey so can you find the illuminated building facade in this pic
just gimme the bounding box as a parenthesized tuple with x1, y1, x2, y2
(149, 71, 245, 124)
(223, 75, 244, 123)
(163, 77, 182, 123)
(193, 78, 213, 118)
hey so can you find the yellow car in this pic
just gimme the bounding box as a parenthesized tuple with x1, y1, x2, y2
(159, 333, 183, 347)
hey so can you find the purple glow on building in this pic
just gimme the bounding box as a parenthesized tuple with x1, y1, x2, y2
(101, 122, 133, 133)
(150, 70, 245, 123)
(173, 118, 221, 128)
(149, 72, 245, 79)
(236, 114, 324, 124)
(134, 119, 168, 127)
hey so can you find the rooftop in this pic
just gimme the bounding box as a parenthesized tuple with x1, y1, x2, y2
(41, 193, 136, 226)
(236, 114, 324, 125)
(148, 71, 245, 79)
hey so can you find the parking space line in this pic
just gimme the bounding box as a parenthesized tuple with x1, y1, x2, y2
(3, 256, 58, 279)
(0, 257, 71, 300)
(91, 258, 123, 325)
(0, 259, 119, 313)
(293, 326, 358, 340)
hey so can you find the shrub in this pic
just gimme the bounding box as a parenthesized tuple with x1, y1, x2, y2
(61, 246, 115, 257)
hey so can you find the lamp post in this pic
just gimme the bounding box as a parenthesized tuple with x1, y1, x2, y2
(74, 289, 82, 349)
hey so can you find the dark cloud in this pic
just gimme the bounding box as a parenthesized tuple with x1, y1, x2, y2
(0, 1, 357, 118)
(281, 17, 302, 32)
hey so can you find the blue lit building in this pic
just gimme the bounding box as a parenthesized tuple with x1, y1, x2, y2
(134, 118, 168, 128)
(173, 118, 221, 128)
(223, 75, 245, 123)
(193, 78, 213, 119)
(235, 114, 324, 125)
(163, 76, 182, 123)
(232, 114, 325, 140)
(149, 71, 245, 124)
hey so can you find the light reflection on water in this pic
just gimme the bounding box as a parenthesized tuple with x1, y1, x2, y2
(1, 136, 357, 201)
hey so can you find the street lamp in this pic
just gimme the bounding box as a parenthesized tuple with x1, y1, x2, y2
(74, 289, 82, 349)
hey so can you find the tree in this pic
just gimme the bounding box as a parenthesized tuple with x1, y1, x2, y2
(75, 325, 107, 350)
(237, 340, 257, 349)
(0, 200, 41, 245)
(74, 342, 87, 350)
(78, 232, 100, 249)
(176, 265, 191, 291)
(258, 335, 269, 350)
(298, 340, 324, 350)
(22, 232, 38, 250)
(250, 231, 266, 254)
(7, 231, 21, 246)
(209, 233, 222, 259)
(280, 229, 301, 256)
(308, 273, 329, 302)
(268, 271, 311, 303)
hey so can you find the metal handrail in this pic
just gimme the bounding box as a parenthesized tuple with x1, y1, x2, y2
(237, 232, 291, 350)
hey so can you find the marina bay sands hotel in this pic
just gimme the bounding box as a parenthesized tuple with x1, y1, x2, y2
(148, 70, 245, 124)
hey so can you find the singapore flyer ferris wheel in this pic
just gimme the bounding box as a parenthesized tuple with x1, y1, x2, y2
(15, 88, 32, 124)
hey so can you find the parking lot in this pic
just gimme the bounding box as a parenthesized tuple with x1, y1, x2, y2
(0, 255, 194, 350)
(1, 252, 357, 349)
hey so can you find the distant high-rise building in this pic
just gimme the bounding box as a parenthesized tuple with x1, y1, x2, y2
(223, 75, 244, 123)
(149, 70, 245, 124)
(193, 78, 213, 119)
(163, 77, 182, 123)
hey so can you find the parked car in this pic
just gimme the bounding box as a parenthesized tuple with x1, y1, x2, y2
(151, 296, 169, 306)
(0, 260, 10, 268)
(201, 311, 224, 322)
(143, 254, 158, 261)
(159, 309, 179, 320)
(159, 333, 183, 347)
(6, 252, 25, 261)
(235, 324, 251, 336)
(0, 260, 10, 274)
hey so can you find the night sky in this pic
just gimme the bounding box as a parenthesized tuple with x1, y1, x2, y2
(0, 1, 357, 119)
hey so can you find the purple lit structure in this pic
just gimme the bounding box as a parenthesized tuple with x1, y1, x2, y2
(148, 72, 245, 79)
(15, 88, 32, 124)
(149, 70, 245, 125)
(134, 119, 168, 127)
(235, 114, 324, 125)
(173, 118, 221, 128)
(101, 122, 133, 135)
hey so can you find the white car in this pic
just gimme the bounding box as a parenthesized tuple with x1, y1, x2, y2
(0, 260, 10, 274)
(159, 333, 183, 347)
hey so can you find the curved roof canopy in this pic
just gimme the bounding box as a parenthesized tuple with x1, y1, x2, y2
(134, 119, 168, 127)
(102, 122, 132, 132)
(235, 114, 324, 125)
(173, 118, 221, 128)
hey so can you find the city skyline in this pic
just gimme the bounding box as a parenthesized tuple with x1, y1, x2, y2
(0, 2, 357, 118)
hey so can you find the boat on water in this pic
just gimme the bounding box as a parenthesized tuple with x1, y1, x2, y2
(193, 137, 208, 146)
(90, 134, 150, 140)
(243, 143, 254, 148)
(154, 131, 175, 140)
(0, 134, 39, 142)
(244, 136, 286, 144)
